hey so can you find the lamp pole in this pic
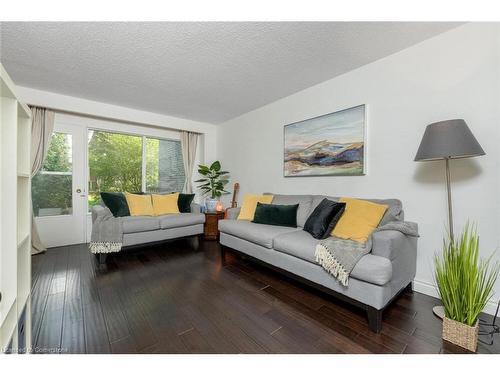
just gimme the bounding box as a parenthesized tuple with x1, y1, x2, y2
(445, 158, 454, 240)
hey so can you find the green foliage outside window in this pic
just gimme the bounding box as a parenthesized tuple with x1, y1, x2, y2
(32, 130, 185, 214)
(88, 131, 143, 208)
(32, 133, 73, 216)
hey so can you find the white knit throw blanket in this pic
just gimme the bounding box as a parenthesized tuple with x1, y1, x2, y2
(315, 221, 419, 287)
(89, 207, 123, 254)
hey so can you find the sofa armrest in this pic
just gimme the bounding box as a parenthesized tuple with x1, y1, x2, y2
(371, 225, 418, 261)
(190, 202, 202, 213)
(225, 207, 241, 220)
(91, 205, 110, 224)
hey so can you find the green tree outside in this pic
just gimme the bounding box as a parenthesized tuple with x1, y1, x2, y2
(88, 131, 145, 207)
(32, 133, 73, 216)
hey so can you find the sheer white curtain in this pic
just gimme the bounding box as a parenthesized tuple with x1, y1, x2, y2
(30, 107, 55, 254)
(180, 131, 199, 194)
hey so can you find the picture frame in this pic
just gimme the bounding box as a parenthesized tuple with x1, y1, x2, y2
(283, 104, 366, 177)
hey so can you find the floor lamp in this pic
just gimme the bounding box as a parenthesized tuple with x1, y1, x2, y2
(414, 119, 485, 318)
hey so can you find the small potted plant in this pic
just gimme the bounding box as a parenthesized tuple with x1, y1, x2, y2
(196, 161, 230, 212)
(434, 224, 499, 351)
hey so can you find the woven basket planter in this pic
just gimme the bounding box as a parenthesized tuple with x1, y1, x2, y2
(442, 316, 479, 352)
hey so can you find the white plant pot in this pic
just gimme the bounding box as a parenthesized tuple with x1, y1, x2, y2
(205, 198, 218, 213)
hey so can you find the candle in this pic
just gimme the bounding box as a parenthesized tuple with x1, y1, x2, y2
(216, 201, 223, 212)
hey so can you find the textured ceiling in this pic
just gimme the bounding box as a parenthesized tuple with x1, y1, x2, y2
(0, 22, 460, 124)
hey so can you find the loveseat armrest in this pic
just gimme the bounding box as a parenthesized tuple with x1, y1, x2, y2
(190, 202, 202, 213)
(91, 204, 110, 224)
(225, 207, 241, 220)
(371, 224, 418, 261)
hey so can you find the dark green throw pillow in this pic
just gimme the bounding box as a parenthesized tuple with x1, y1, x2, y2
(175, 193, 195, 213)
(100, 192, 130, 217)
(252, 203, 298, 228)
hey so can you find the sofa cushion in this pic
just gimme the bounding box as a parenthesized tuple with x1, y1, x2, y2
(264, 194, 313, 227)
(331, 198, 388, 243)
(122, 216, 160, 234)
(303, 198, 346, 239)
(310, 195, 402, 220)
(238, 194, 274, 221)
(159, 213, 205, 229)
(125, 192, 154, 216)
(178, 193, 195, 213)
(273, 230, 392, 285)
(152, 193, 180, 216)
(100, 192, 130, 217)
(218, 219, 300, 249)
(252, 203, 299, 228)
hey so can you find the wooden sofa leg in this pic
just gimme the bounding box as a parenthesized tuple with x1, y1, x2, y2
(367, 307, 383, 333)
(405, 282, 414, 294)
(97, 253, 107, 264)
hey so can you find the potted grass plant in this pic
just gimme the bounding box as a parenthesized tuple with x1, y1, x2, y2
(434, 224, 499, 351)
(195, 161, 230, 212)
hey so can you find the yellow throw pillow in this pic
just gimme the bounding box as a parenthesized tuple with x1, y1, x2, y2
(151, 193, 180, 216)
(237, 194, 274, 221)
(332, 197, 388, 243)
(124, 192, 154, 216)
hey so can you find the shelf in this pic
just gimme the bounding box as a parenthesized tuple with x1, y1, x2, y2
(1, 63, 32, 352)
(17, 238, 30, 319)
(17, 116, 31, 173)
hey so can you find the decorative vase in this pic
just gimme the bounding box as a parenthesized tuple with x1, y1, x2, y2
(442, 316, 479, 352)
(205, 197, 218, 213)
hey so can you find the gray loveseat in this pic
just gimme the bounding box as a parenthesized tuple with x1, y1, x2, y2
(91, 201, 205, 261)
(218, 194, 417, 332)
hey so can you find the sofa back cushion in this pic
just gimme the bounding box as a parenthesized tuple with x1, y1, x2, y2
(264, 193, 313, 227)
(310, 195, 403, 221)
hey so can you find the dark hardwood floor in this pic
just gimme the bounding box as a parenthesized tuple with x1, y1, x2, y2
(30, 238, 500, 354)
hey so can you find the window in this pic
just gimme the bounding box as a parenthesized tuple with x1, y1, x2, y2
(87, 130, 185, 209)
(146, 138, 185, 193)
(88, 130, 143, 208)
(32, 132, 73, 217)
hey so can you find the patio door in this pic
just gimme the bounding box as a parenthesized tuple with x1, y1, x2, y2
(33, 121, 87, 247)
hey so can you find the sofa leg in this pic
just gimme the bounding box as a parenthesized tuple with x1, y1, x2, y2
(405, 282, 414, 294)
(367, 307, 383, 333)
(97, 253, 107, 265)
(188, 234, 202, 249)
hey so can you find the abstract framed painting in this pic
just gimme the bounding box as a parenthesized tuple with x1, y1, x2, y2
(284, 104, 366, 177)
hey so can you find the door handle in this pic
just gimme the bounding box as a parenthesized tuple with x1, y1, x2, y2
(76, 188, 82, 193)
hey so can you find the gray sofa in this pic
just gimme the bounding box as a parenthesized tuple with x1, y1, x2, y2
(218, 194, 417, 332)
(91, 202, 205, 260)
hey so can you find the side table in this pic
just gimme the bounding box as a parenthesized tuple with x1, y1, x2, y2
(204, 211, 225, 240)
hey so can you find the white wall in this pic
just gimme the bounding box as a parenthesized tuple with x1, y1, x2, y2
(217, 23, 500, 313)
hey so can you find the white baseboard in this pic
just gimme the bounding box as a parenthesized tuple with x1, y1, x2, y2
(413, 279, 499, 317)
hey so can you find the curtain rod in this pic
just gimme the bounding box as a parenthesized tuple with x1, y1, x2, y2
(27, 103, 203, 135)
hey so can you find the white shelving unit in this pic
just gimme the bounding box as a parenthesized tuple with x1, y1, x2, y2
(0, 64, 32, 353)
